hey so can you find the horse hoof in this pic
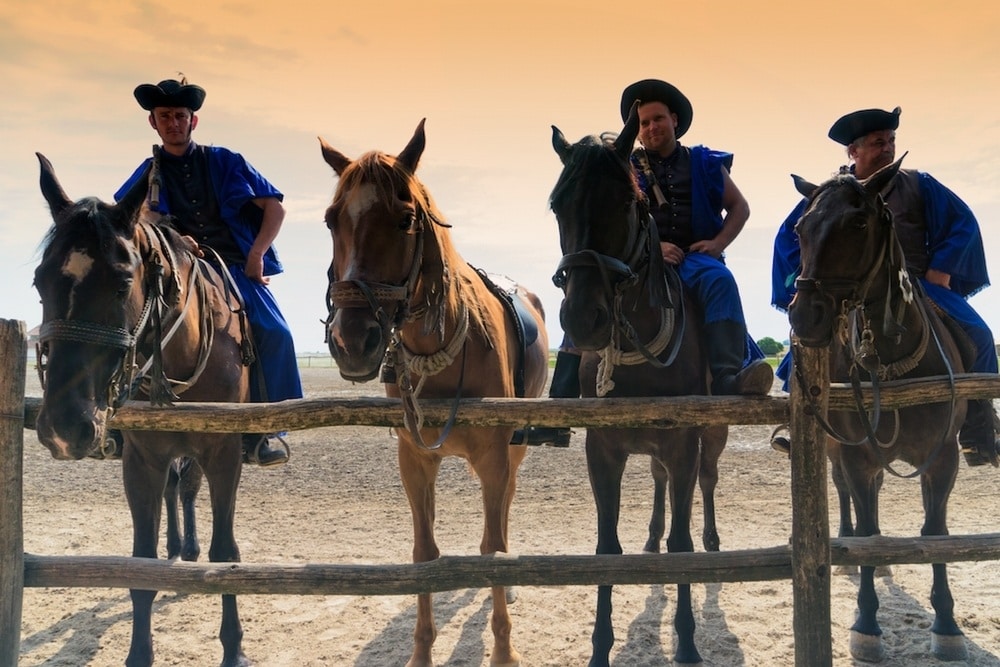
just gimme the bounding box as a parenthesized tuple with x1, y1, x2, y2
(932, 632, 968, 661)
(850, 630, 886, 663)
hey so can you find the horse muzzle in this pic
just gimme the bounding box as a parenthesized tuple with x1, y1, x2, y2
(327, 308, 389, 382)
(788, 289, 837, 348)
(35, 401, 109, 460)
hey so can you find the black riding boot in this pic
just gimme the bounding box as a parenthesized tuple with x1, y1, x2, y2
(510, 351, 581, 446)
(704, 320, 773, 396)
(242, 433, 290, 467)
(959, 399, 1000, 467)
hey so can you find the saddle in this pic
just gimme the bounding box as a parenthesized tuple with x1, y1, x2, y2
(471, 266, 539, 398)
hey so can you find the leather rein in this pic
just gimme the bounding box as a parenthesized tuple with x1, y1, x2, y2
(324, 210, 467, 450)
(792, 194, 957, 479)
(553, 197, 683, 397)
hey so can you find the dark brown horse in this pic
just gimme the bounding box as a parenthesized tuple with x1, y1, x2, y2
(319, 120, 549, 667)
(33, 154, 252, 667)
(789, 157, 968, 662)
(550, 111, 727, 665)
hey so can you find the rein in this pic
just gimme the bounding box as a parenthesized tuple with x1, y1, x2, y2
(794, 192, 958, 478)
(325, 211, 467, 450)
(36, 222, 232, 415)
(554, 204, 683, 397)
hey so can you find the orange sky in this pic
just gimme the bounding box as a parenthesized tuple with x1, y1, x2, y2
(3, 0, 1000, 352)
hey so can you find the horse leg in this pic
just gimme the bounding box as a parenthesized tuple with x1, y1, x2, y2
(163, 463, 182, 560)
(644, 458, 667, 553)
(841, 452, 886, 663)
(664, 431, 701, 665)
(122, 447, 169, 667)
(398, 442, 443, 667)
(585, 432, 626, 667)
(201, 439, 249, 667)
(923, 452, 967, 661)
(178, 457, 203, 562)
(472, 433, 521, 667)
(698, 424, 726, 552)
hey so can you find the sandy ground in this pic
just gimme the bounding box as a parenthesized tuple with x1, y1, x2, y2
(16, 366, 1000, 666)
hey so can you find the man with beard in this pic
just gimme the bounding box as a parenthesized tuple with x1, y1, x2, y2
(771, 106, 998, 466)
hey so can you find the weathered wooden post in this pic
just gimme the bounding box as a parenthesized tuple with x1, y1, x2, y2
(789, 341, 832, 666)
(0, 319, 27, 664)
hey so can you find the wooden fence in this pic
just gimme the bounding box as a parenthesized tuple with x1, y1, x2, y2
(3, 316, 1000, 666)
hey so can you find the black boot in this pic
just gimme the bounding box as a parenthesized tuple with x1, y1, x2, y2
(243, 433, 290, 467)
(959, 400, 1000, 467)
(704, 320, 774, 396)
(511, 351, 580, 446)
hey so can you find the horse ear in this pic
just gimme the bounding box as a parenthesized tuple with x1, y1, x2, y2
(551, 126, 572, 164)
(115, 164, 151, 231)
(862, 152, 907, 195)
(791, 174, 818, 199)
(37, 153, 73, 218)
(318, 136, 352, 176)
(613, 101, 640, 160)
(397, 118, 427, 174)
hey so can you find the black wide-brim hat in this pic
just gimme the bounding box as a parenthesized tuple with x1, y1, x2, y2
(620, 79, 693, 138)
(134, 79, 206, 111)
(828, 107, 901, 145)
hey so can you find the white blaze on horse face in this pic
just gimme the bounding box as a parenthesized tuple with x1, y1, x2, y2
(61, 248, 94, 283)
(345, 183, 380, 224)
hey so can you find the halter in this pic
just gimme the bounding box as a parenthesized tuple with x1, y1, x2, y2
(324, 209, 467, 450)
(553, 196, 682, 397)
(36, 222, 230, 417)
(793, 189, 957, 478)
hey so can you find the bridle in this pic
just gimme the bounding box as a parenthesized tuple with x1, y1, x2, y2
(324, 206, 467, 450)
(553, 178, 683, 397)
(37, 222, 232, 416)
(793, 187, 956, 478)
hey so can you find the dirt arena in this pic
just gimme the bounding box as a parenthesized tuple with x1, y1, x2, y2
(17, 366, 1000, 666)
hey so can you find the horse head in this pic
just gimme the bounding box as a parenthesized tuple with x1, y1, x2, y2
(33, 153, 151, 459)
(788, 156, 905, 348)
(319, 119, 450, 381)
(549, 106, 667, 350)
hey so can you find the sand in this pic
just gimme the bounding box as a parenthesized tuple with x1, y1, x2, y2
(17, 367, 1000, 666)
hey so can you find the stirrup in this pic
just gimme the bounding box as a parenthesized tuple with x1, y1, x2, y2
(770, 424, 791, 455)
(243, 434, 291, 467)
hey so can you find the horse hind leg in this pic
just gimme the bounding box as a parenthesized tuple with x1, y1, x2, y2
(643, 459, 667, 553)
(178, 457, 203, 562)
(163, 465, 182, 560)
(698, 424, 726, 552)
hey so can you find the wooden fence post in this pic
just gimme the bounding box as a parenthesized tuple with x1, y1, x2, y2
(0, 319, 27, 664)
(790, 342, 832, 667)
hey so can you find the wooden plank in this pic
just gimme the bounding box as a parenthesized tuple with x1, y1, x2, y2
(0, 319, 26, 665)
(790, 343, 832, 667)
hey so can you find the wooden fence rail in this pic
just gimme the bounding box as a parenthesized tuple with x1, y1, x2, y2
(4, 317, 1000, 667)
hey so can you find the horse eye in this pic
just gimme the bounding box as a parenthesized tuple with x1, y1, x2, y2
(117, 277, 134, 297)
(399, 212, 416, 231)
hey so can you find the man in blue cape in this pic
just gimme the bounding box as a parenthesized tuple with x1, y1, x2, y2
(771, 106, 997, 466)
(115, 76, 303, 466)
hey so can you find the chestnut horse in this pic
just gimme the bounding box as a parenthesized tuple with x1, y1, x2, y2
(33, 154, 252, 667)
(319, 120, 549, 667)
(549, 110, 727, 665)
(789, 156, 968, 662)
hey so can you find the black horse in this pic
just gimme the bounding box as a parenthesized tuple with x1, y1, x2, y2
(550, 109, 727, 666)
(789, 156, 968, 662)
(33, 154, 252, 667)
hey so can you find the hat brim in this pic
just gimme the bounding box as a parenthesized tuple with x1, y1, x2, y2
(134, 83, 206, 111)
(828, 107, 901, 145)
(620, 79, 693, 138)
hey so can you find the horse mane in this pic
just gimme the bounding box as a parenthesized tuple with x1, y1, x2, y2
(337, 151, 493, 344)
(549, 135, 641, 212)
